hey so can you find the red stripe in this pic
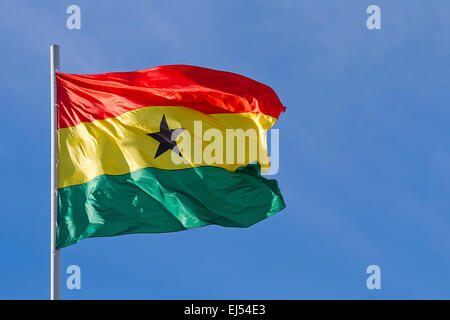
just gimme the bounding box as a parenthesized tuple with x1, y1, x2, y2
(56, 65, 285, 129)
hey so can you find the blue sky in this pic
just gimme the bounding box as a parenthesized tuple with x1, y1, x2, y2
(0, 0, 449, 299)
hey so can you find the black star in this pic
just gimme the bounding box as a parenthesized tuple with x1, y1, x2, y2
(147, 115, 185, 159)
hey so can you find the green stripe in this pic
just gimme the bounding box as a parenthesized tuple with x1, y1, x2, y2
(57, 163, 285, 249)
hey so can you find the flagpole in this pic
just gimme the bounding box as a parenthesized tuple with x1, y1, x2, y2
(50, 44, 61, 300)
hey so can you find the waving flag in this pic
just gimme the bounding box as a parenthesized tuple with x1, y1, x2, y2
(56, 65, 286, 248)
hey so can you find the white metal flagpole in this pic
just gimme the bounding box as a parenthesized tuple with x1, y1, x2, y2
(50, 44, 61, 300)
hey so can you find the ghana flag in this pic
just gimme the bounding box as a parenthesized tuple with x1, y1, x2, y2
(56, 65, 286, 249)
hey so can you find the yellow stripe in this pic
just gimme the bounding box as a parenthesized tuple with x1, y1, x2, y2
(58, 106, 277, 188)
